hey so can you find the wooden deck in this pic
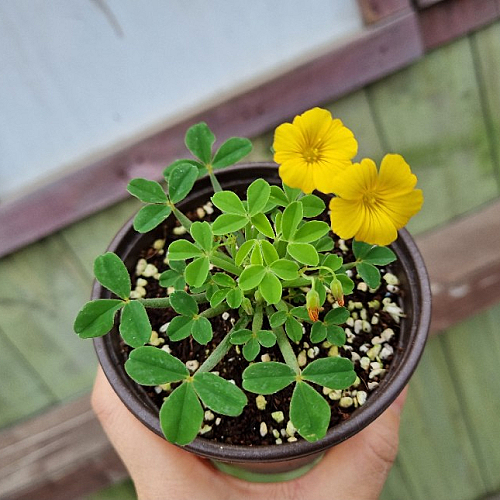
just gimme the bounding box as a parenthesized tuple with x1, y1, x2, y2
(1, 17, 500, 500)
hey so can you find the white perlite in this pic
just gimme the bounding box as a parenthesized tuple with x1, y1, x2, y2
(256, 395, 267, 410)
(272, 411, 285, 424)
(260, 422, 268, 437)
(186, 360, 199, 371)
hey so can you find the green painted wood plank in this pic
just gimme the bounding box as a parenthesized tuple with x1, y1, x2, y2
(439, 302, 500, 493)
(83, 479, 136, 500)
(395, 336, 486, 500)
(61, 198, 139, 275)
(0, 235, 97, 402)
(471, 22, 500, 188)
(380, 456, 414, 500)
(326, 88, 385, 164)
(367, 37, 498, 234)
(0, 328, 56, 429)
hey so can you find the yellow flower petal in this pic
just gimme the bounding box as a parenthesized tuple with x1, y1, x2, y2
(329, 197, 364, 240)
(331, 159, 378, 200)
(377, 154, 418, 196)
(279, 161, 316, 194)
(354, 207, 398, 246)
(377, 189, 424, 230)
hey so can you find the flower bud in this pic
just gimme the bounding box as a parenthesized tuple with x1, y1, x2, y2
(306, 288, 320, 322)
(330, 278, 344, 306)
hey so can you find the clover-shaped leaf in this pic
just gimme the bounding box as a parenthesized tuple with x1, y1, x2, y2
(94, 252, 131, 299)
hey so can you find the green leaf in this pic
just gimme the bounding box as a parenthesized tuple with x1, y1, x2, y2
(357, 262, 381, 289)
(281, 201, 303, 241)
(251, 213, 275, 238)
(212, 273, 235, 288)
(352, 239, 373, 260)
(324, 306, 349, 325)
(257, 329, 276, 348)
(119, 301, 152, 347)
(290, 306, 311, 321)
(259, 272, 282, 305)
(326, 325, 346, 346)
(74, 299, 123, 338)
(169, 290, 198, 317)
(314, 236, 334, 252)
(230, 329, 252, 344)
(274, 211, 283, 235)
(133, 204, 172, 233)
(226, 287, 243, 308)
(125, 346, 189, 385)
(190, 221, 213, 252)
(169, 260, 186, 273)
(192, 316, 213, 344)
(212, 137, 252, 169)
(302, 357, 356, 389)
(212, 214, 248, 235)
(260, 240, 279, 265)
(211, 191, 246, 215)
(168, 163, 199, 204)
(364, 246, 397, 266)
(336, 274, 354, 294)
(292, 221, 330, 243)
(243, 337, 260, 361)
(127, 178, 167, 203)
(235, 240, 256, 266)
(167, 240, 203, 260)
(94, 253, 131, 299)
(163, 159, 205, 180)
(290, 382, 330, 442)
(242, 362, 295, 394)
(159, 270, 185, 290)
(238, 265, 266, 290)
(287, 242, 319, 266)
(285, 316, 303, 342)
(301, 194, 325, 217)
(269, 259, 299, 280)
(310, 322, 327, 343)
(269, 185, 288, 207)
(322, 254, 343, 274)
(283, 183, 301, 202)
(185, 122, 215, 164)
(193, 372, 247, 416)
(269, 312, 287, 330)
(247, 179, 271, 216)
(209, 288, 228, 308)
(160, 383, 204, 445)
(167, 316, 194, 341)
(185, 257, 210, 288)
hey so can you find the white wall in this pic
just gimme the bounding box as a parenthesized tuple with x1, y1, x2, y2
(0, 0, 362, 200)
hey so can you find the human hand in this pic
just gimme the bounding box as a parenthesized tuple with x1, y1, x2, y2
(92, 367, 407, 500)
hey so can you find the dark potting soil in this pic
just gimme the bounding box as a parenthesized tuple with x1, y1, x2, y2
(118, 202, 405, 447)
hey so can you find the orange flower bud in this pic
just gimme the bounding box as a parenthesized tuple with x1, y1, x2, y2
(306, 288, 321, 322)
(330, 278, 344, 307)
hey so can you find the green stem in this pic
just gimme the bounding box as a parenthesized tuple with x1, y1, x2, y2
(210, 252, 242, 276)
(138, 293, 207, 309)
(281, 277, 310, 289)
(197, 315, 250, 373)
(252, 303, 264, 333)
(267, 307, 300, 374)
(206, 165, 222, 193)
(200, 302, 229, 319)
(172, 205, 192, 231)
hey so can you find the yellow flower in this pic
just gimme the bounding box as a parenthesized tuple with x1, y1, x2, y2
(329, 154, 423, 246)
(273, 108, 358, 194)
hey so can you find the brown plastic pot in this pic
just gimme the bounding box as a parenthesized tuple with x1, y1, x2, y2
(93, 162, 431, 482)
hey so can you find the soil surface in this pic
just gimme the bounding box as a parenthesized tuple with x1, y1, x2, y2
(117, 202, 405, 446)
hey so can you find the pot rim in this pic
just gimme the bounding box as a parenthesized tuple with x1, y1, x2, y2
(93, 162, 431, 463)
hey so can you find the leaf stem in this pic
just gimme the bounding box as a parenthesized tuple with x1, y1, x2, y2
(139, 293, 206, 309)
(197, 315, 250, 373)
(171, 205, 192, 231)
(200, 302, 229, 319)
(267, 307, 300, 374)
(206, 165, 222, 193)
(252, 303, 264, 333)
(210, 252, 242, 276)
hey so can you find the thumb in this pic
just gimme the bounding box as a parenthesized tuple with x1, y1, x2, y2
(306, 387, 408, 500)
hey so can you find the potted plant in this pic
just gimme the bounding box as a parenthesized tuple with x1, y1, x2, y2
(74, 107, 431, 482)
